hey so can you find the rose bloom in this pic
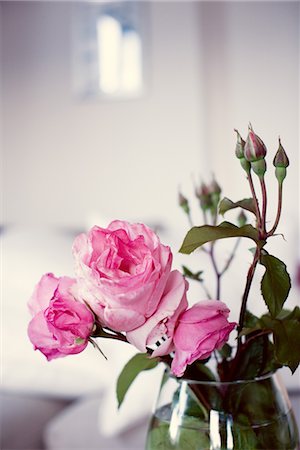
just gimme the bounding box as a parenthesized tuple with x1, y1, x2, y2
(72, 221, 172, 332)
(127, 270, 188, 357)
(171, 300, 236, 377)
(28, 273, 94, 361)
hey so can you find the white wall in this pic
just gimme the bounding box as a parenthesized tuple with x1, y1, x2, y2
(2, 1, 203, 234)
(195, 1, 299, 309)
(196, 1, 300, 388)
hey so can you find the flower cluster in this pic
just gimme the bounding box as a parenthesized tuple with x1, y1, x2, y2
(28, 220, 236, 376)
(28, 125, 300, 401)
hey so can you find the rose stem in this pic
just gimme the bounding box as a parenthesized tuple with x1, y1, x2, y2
(209, 203, 222, 299)
(267, 182, 283, 237)
(247, 171, 262, 230)
(259, 176, 268, 236)
(237, 246, 261, 348)
(210, 243, 221, 299)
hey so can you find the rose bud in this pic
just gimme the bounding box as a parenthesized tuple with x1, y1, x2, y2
(171, 300, 236, 377)
(244, 126, 267, 177)
(195, 182, 213, 211)
(234, 129, 251, 174)
(244, 126, 267, 162)
(273, 138, 289, 183)
(237, 210, 247, 227)
(234, 129, 246, 159)
(178, 191, 190, 215)
(210, 178, 221, 196)
(28, 274, 94, 361)
(209, 178, 222, 211)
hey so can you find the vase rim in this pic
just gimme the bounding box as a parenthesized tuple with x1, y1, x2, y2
(167, 368, 277, 386)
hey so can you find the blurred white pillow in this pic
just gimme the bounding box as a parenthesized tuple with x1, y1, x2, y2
(2, 226, 111, 398)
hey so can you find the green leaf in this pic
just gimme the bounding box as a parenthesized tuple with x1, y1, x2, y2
(219, 197, 257, 216)
(243, 310, 260, 328)
(116, 353, 159, 408)
(260, 253, 291, 318)
(233, 334, 269, 380)
(217, 343, 232, 359)
(259, 307, 300, 373)
(232, 416, 259, 450)
(179, 222, 260, 254)
(182, 265, 203, 282)
(272, 320, 300, 373)
(276, 306, 300, 321)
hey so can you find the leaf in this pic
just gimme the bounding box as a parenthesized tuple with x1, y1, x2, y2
(259, 307, 300, 373)
(232, 416, 259, 450)
(217, 343, 232, 359)
(233, 334, 269, 380)
(179, 222, 260, 254)
(260, 253, 291, 318)
(116, 353, 159, 408)
(182, 265, 203, 282)
(272, 320, 300, 373)
(243, 310, 260, 328)
(276, 306, 300, 321)
(219, 197, 257, 216)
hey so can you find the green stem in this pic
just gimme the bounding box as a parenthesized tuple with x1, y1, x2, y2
(247, 171, 262, 230)
(237, 246, 261, 346)
(210, 242, 221, 299)
(267, 182, 283, 237)
(259, 176, 267, 237)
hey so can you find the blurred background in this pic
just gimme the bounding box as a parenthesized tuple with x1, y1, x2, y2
(1, 1, 299, 449)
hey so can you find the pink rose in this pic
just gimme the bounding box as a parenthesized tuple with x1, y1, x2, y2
(171, 300, 236, 377)
(72, 220, 172, 332)
(127, 270, 188, 357)
(28, 273, 94, 361)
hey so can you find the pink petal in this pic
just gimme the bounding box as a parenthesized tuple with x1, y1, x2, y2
(28, 273, 58, 316)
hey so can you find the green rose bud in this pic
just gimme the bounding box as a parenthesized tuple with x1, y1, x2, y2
(251, 159, 267, 177)
(240, 157, 251, 174)
(209, 178, 222, 210)
(195, 182, 213, 211)
(273, 138, 289, 183)
(234, 129, 246, 159)
(210, 178, 222, 196)
(178, 192, 190, 215)
(234, 129, 251, 173)
(275, 167, 287, 184)
(237, 210, 247, 227)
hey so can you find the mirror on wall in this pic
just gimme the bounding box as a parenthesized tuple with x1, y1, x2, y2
(71, 2, 148, 100)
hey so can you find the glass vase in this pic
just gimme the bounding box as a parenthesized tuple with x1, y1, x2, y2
(146, 370, 299, 450)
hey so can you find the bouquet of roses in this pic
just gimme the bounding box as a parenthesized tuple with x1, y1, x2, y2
(27, 125, 300, 447)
